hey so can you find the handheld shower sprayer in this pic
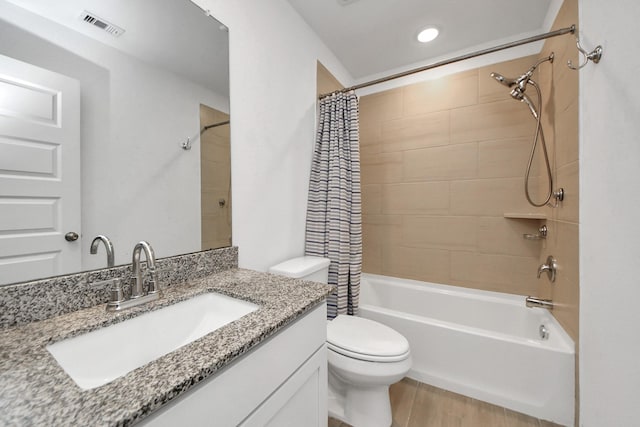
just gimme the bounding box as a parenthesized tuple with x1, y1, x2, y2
(490, 70, 540, 118)
(490, 53, 554, 106)
(490, 53, 563, 208)
(489, 72, 516, 87)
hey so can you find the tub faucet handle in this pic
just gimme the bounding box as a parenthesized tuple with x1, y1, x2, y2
(537, 264, 551, 277)
(537, 255, 557, 282)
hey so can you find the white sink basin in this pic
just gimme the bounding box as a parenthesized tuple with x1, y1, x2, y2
(47, 292, 259, 390)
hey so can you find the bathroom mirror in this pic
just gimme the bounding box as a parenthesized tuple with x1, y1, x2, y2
(0, 0, 230, 286)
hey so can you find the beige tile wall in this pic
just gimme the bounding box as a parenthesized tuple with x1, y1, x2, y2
(200, 104, 232, 250)
(360, 0, 579, 333)
(317, 61, 344, 96)
(360, 0, 579, 419)
(360, 55, 547, 297)
(536, 0, 580, 346)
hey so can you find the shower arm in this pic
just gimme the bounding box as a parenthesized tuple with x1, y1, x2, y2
(510, 53, 554, 101)
(518, 55, 551, 87)
(530, 53, 555, 73)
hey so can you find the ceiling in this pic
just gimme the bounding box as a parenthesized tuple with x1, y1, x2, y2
(287, 0, 557, 81)
(3, 0, 229, 97)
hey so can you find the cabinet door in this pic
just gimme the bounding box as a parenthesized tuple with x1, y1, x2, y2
(241, 345, 327, 427)
(138, 303, 327, 427)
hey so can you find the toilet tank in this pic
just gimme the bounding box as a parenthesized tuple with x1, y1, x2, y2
(269, 256, 331, 284)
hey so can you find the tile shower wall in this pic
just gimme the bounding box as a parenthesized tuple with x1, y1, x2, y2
(537, 0, 579, 345)
(360, 55, 548, 296)
(360, 0, 580, 416)
(317, 61, 344, 96)
(200, 105, 232, 250)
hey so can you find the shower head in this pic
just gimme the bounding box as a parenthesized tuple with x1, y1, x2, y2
(490, 72, 516, 88)
(490, 70, 532, 103)
(490, 73, 541, 118)
(490, 52, 555, 101)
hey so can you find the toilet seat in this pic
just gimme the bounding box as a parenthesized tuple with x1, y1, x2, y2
(327, 315, 410, 362)
(328, 342, 410, 362)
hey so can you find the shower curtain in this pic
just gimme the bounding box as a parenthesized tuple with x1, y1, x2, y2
(305, 91, 362, 319)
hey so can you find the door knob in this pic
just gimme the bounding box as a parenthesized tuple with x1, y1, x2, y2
(65, 232, 79, 242)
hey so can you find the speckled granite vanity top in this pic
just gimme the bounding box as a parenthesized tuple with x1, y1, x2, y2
(0, 269, 333, 426)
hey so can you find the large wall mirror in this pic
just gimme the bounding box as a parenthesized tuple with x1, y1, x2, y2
(0, 0, 230, 286)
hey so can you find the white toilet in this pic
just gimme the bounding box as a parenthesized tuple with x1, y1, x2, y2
(269, 256, 412, 427)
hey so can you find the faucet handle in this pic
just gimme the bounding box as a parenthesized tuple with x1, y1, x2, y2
(108, 278, 125, 303)
(146, 267, 159, 294)
(537, 255, 557, 283)
(90, 277, 125, 303)
(537, 264, 551, 278)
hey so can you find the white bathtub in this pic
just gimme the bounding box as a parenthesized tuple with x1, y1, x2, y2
(359, 273, 574, 426)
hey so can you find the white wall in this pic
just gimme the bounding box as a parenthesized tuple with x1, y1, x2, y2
(191, 0, 352, 272)
(0, 2, 228, 270)
(579, 0, 640, 424)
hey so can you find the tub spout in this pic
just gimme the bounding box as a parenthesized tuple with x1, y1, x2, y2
(525, 296, 554, 310)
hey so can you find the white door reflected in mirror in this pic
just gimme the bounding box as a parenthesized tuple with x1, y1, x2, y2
(0, 54, 81, 284)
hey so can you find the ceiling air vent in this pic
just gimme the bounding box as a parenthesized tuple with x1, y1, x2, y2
(79, 11, 125, 37)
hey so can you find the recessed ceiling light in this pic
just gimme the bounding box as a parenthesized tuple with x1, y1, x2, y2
(417, 27, 439, 43)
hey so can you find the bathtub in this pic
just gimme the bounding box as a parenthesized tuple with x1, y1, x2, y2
(359, 273, 574, 426)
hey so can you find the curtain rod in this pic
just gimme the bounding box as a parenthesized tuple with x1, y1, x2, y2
(319, 24, 576, 99)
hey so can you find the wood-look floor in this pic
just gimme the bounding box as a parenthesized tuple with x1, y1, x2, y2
(329, 378, 564, 427)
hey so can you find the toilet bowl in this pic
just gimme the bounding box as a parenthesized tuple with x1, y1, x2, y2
(269, 256, 412, 427)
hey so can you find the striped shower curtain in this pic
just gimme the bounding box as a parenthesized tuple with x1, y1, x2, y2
(305, 91, 362, 319)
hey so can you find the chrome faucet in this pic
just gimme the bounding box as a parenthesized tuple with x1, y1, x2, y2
(90, 235, 115, 268)
(105, 241, 159, 312)
(525, 296, 554, 310)
(131, 241, 157, 298)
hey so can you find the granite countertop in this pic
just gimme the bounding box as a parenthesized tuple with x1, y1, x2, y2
(0, 268, 333, 426)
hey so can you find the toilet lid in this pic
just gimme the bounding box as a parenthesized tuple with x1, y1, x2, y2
(327, 315, 410, 362)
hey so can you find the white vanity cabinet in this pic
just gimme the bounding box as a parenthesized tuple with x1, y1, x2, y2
(140, 303, 328, 427)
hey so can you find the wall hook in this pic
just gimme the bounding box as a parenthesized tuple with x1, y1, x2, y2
(181, 137, 192, 150)
(567, 37, 603, 70)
